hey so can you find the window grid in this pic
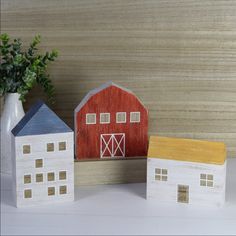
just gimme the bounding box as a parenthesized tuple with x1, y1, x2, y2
(100, 113, 110, 124)
(200, 174, 214, 187)
(130, 112, 140, 123)
(116, 112, 126, 123)
(86, 113, 96, 124)
(155, 168, 168, 181)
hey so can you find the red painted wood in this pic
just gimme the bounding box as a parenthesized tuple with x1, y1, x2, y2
(75, 84, 148, 160)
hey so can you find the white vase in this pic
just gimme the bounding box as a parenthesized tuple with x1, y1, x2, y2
(1, 93, 25, 175)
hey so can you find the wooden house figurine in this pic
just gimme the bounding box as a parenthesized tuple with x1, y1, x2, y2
(146, 136, 227, 207)
(11, 101, 74, 207)
(74, 82, 148, 160)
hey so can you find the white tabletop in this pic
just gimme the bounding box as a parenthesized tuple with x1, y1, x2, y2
(1, 158, 236, 235)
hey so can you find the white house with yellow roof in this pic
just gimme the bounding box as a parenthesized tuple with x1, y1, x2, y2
(146, 136, 227, 207)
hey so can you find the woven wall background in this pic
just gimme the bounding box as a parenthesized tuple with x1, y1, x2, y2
(2, 0, 236, 157)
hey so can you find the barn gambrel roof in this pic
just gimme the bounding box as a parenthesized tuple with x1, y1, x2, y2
(12, 100, 72, 137)
(74, 81, 145, 113)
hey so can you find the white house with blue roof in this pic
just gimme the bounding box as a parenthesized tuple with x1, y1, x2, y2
(11, 100, 74, 207)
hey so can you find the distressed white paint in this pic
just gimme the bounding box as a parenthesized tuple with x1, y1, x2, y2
(146, 158, 226, 207)
(11, 132, 74, 207)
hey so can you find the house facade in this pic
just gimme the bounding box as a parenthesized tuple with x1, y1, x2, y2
(11, 101, 74, 207)
(147, 136, 227, 207)
(74, 82, 148, 160)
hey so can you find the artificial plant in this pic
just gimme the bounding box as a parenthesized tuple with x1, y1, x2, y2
(0, 33, 58, 102)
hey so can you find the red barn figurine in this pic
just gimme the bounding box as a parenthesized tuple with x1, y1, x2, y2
(74, 82, 148, 160)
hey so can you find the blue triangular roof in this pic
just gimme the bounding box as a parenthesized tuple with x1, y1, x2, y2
(12, 100, 72, 136)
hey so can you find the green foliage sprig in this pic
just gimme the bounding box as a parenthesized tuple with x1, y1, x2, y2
(0, 34, 58, 102)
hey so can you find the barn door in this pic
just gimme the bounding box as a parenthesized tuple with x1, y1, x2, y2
(100, 133, 125, 158)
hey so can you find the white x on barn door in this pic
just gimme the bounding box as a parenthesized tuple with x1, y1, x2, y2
(100, 133, 125, 158)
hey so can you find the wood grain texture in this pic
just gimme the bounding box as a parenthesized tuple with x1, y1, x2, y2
(74, 158, 147, 186)
(1, 0, 236, 157)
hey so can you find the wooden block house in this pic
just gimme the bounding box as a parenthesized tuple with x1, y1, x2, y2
(74, 82, 148, 160)
(11, 101, 74, 207)
(146, 136, 227, 207)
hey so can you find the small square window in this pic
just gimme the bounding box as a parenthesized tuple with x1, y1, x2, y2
(116, 112, 126, 123)
(200, 174, 206, 180)
(35, 159, 43, 168)
(200, 180, 206, 186)
(100, 113, 110, 124)
(48, 187, 55, 196)
(162, 169, 168, 175)
(47, 172, 55, 181)
(59, 185, 67, 194)
(23, 145, 31, 154)
(24, 175, 31, 184)
(47, 143, 54, 152)
(36, 173, 43, 182)
(130, 112, 140, 123)
(86, 113, 96, 124)
(59, 171, 67, 180)
(162, 176, 168, 181)
(200, 174, 214, 187)
(155, 168, 168, 182)
(207, 175, 213, 181)
(24, 189, 32, 198)
(59, 142, 66, 151)
(207, 181, 213, 187)
(155, 175, 161, 181)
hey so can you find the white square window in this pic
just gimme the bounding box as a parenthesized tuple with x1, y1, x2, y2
(100, 113, 110, 124)
(86, 113, 96, 124)
(155, 168, 168, 181)
(116, 112, 126, 123)
(130, 112, 140, 123)
(200, 174, 214, 187)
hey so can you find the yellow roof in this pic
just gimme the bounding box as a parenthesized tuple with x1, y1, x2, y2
(148, 136, 226, 165)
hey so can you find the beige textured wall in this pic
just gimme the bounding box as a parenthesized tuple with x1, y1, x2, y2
(1, 0, 236, 157)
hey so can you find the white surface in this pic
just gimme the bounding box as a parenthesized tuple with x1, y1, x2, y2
(12, 132, 74, 207)
(147, 158, 226, 207)
(1, 158, 236, 235)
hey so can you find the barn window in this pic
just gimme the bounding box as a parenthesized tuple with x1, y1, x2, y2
(116, 112, 126, 123)
(23, 145, 31, 154)
(130, 112, 140, 123)
(100, 113, 110, 124)
(24, 175, 31, 184)
(155, 168, 168, 181)
(200, 174, 214, 187)
(86, 113, 96, 124)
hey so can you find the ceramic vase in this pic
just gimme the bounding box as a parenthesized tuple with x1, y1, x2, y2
(1, 93, 25, 174)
